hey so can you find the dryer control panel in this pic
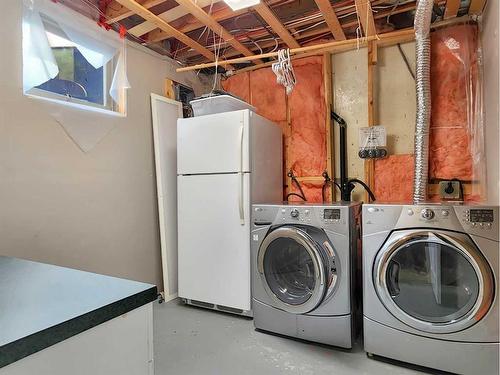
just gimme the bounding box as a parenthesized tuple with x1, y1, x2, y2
(461, 208, 494, 229)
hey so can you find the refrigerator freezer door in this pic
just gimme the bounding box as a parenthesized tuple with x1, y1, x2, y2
(177, 173, 251, 311)
(177, 110, 250, 175)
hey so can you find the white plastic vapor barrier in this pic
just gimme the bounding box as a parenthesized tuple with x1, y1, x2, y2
(22, 0, 130, 108)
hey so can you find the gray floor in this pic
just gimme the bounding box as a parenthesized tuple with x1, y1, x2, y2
(153, 300, 427, 375)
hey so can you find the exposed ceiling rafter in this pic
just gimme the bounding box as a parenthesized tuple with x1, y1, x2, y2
(114, 0, 219, 62)
(173, 0, 263, 64)
(354, 0, 376, 36)
(106, 0, 167, 24)
(252, 2, 301, 48)
(312, 0, 346, 40)
(128, 0, 222, 37)
(444, 0, 460, 19)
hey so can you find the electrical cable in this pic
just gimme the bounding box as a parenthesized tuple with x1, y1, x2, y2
(286, 170, 307, 201)
(321, 171, 332, 203)
(397, 43, 415, 80)
(348, 178, 376, 202)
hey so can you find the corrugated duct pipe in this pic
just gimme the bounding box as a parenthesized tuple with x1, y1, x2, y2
(413, 0, 434, 204)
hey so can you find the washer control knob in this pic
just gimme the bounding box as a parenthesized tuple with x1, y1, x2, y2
(290, 209, 300, 218)
(367, 207, 379, 213)
(407, 209, 414, 216)
(441, 210, 449, 217)
(421, 208, 435, 220)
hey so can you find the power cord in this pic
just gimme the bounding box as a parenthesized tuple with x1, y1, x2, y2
(286, 170, 307, 201)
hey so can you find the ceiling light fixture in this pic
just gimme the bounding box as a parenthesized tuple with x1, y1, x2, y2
(223, 0, 260, 11)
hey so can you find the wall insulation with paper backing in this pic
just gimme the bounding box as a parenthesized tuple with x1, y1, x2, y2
(223, 56, 328, 203)
(374, 24, 485, 202)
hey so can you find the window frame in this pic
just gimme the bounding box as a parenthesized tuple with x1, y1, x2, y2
(24, 15, 121, 114)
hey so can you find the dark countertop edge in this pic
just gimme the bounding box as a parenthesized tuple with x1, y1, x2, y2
(0, 285, 158, 369)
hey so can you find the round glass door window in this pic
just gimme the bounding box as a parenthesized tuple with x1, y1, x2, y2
(263, 237, 316, 305)
(386, 240, 480, 324)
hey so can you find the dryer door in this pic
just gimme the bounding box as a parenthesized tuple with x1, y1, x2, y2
(374, 230, 494, 334)
(257, 226, 335, 314)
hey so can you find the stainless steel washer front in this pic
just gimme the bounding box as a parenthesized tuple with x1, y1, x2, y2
(373, 230, 495, 334)
(257, 226, 337, 315)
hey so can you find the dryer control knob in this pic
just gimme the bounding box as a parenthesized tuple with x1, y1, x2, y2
(421, 208, 435, 220)
(290, 209, 299, 218)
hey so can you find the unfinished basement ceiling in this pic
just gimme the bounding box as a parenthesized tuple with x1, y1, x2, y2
(62, 0, 484, 69)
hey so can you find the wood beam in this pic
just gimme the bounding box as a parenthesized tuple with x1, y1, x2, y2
(174, 0, 263, 64)
(148, 2, 260, 43)
(444, 0, 460, 19)
(364, 40, 377, 202)
(176, 28, 415, 72)
(354, 0, 376, 36)
(323, 53, 335, 201)
(179, 1, 418, 62)
(313, 0, 346, 40)
(468, 0, 486, 15)
(115, 0, 216, 61)
(106, 0, 167, 23)
(128, 0, 222, 37)
(253, 2, 301, 48)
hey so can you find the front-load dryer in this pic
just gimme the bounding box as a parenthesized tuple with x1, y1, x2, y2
(251, 203, 361, 348)
(363, 203, 499, 374)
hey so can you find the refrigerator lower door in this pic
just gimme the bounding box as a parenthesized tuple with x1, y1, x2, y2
(178, 173, 251, 311)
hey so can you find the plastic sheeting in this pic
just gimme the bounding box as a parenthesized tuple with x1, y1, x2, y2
(223, 56, 327, 202)
(375, 24, 484, 202)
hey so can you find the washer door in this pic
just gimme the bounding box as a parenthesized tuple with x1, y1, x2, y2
(257, 226, 334, 314)
(374, 230, 495, 334)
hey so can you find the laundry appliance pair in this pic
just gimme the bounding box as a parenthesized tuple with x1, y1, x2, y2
(251, 202, 499, 375)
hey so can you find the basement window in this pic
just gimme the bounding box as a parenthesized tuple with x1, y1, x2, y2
(22, 1, 129, 115)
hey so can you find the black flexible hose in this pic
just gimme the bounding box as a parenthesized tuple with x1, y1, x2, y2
(348, 178, 376, 202)
(287, 170, 307, 201)
(286, 192, 307, 201)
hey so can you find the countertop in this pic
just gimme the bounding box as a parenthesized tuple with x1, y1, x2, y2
(0, 256, 157, 368)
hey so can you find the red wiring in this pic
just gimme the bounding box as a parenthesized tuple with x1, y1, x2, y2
(97, 0, 113, 30)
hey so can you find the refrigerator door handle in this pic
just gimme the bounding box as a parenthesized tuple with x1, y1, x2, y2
(238, 124, 245, 225)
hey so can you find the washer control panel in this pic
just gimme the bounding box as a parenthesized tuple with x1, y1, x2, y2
(462, 208, 494, 229)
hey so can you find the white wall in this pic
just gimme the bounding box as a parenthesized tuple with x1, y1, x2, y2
(0, 0, 205, 288)
(482, 0, 500, 205)
(332, 42, 416, 200)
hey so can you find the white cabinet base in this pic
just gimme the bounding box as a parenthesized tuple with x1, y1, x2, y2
(1, 303, 154, 375)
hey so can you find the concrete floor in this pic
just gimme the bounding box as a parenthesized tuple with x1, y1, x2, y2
(153, 300, 429, 375)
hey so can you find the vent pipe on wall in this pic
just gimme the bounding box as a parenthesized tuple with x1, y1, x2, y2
(412, 0, 434, 204)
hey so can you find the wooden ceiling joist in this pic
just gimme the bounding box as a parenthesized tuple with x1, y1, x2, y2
(252, 2, 301, 48)
(106, 0, 167, 24)
(468, 0, 486, 14)
(179, 1, 418, 62)
(354, 0, 376, 36)
(114, 0, 216, 61)
(313, 0, 346, 40)
(147, 2, 255, 43)
(444, 0, 460, 19)
(128, 0, 222, 37)
(173, 0, 263, 64)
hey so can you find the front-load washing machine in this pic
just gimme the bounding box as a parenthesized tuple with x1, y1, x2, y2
(363, 203, 499, 374)
(251, 203, 361, 348)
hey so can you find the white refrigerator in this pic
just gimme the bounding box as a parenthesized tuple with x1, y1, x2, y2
(177, 109, 282, 314)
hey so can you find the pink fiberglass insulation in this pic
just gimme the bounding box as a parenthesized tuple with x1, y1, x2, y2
(288, 56, 327, 202)
(223, 56, 327, 203)
(221, 72, 250, 103)
(429, 24, 478, 181)
(375, 25, 481, 203)
(374, 155, 415, 202)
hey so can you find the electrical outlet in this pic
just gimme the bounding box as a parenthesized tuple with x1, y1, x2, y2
(439, 180, 462, 200)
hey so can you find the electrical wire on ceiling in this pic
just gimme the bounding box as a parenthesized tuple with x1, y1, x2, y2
(74, 0, 184, 62)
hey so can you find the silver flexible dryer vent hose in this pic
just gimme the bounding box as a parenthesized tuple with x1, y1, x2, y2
(413, 0, 434, 204)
